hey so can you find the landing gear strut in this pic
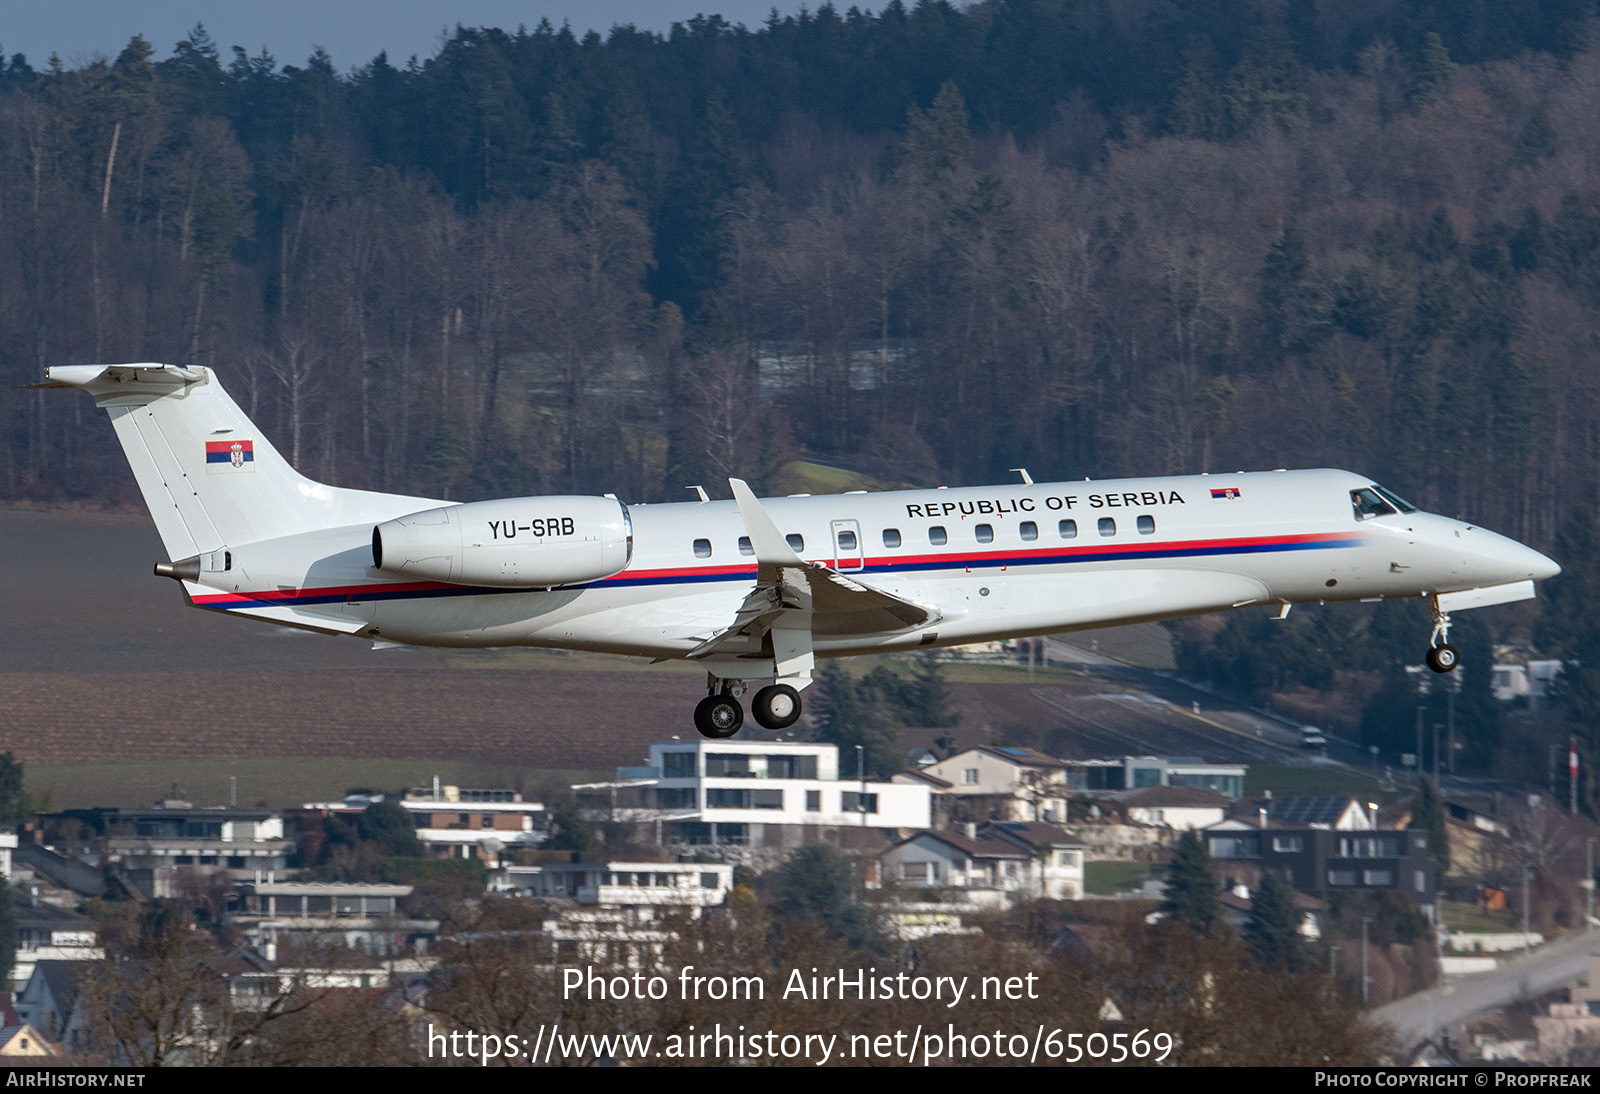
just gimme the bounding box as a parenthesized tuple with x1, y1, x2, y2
(1426, 597, 1459, 674)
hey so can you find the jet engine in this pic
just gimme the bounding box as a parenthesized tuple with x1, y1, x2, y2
(372, 496, 632, 587)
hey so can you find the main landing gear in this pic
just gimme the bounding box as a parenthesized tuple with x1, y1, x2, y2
(1426, 598, 1459, 674)
(693, 678, 804, 739)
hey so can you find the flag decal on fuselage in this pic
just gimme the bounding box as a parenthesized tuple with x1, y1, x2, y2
(1210, 486, 1242, 501)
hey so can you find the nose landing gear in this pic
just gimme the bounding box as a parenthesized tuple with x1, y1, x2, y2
(1426, 597, 1459, 674)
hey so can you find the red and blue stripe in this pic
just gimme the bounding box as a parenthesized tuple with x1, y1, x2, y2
(191, 529, 1365, 611)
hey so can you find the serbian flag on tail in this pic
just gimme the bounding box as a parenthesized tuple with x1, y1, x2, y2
(205, 439, 255, 473)
(1210, 486, 1243, 501)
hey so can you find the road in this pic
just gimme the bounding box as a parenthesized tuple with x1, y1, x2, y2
(1374, 929, 1600, 1048)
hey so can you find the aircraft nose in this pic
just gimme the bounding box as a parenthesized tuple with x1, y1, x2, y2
(1527, 546, 1561, 582)
(1485, 533, 1560, 583)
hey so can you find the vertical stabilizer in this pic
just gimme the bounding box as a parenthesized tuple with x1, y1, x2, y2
(41, 364, 443, 559)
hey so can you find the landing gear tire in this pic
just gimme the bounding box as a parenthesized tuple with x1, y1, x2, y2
(1426, 644, 1459, 674)
(751, 684, 802, 730)
(694, 695, 744, 739)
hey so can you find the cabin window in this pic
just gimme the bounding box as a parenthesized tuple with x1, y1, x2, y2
(929, 526, 948, 546)
(837, 530, 858, 551)
(883, 528, 902, 548)
(1137, 515, 1155, 535)
(786, 533, 805, 552)
(1020, 521, 1038, 541)
(975, 524, 994, 543)
(738, 536, 754, 556)
(1098, 518, 1116, 537)
(1059, 519, 1077, 539)
(693, 538, 712, 558)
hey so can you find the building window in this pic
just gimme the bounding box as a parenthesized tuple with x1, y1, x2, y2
(705, 753, 752, 777)
(805, 790, 821, 812)
(785, 533, 805, 553)
(656, 787, 696, 809)
(738, 536, 754, 556)
(1208, 835, 1260, 858)
(767, 754, 818, 779)
(963, 768, 979, 785)
(1020, 521, 1038, 541)
(930, 526, 948, 546)
(1415, 870, 1427, 893)
(837, 530, 858, 551)
(1328, 870, 1357, 886)
(481, 815, 493, 828)
(1362, 870, 1393, 886)
(1137, 515, 1155, 535)
(693, 538, 712, 558)
(1272, 836, 1303, 853)
(661, 751, 696, 778)
(883, 529, 902, 548)
(1059, 519, 1077, 539)
(1132, 767, 1160, 787)
(842, 791, 879, 814)
(1098, 517, 1116, 537)
(706, 789, 748, 808)
(975, 524, 994, 543)
(701, 872, 720, 889)
(751, 789, 783, 809)
(903, 862, 930, 883)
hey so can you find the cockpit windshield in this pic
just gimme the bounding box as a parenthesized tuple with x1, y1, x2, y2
(1351, 484, 1418, 520)
(1351, 488, 1395, 520)
(1372, 484, 1417, 513)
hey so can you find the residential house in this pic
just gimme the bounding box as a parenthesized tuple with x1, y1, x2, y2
(489, 859, 733, 917)
(15, 960, 91, 1053)
(1203, 826, 1437, 910)
(1532, 953, 1600, 1061)
(1061, 756, 1246, 800)
(227, 880, 438, 955)
(1217, 884, 1325, 940)
(574, 740, 930, 851)
(1120, 786, 1231, 831)
(0, 1022, 57, 1058)
(9, 900, 100, 992)
(978, 821, 1087, 899)
(62, 804, 292, 890)
(915, 746, 1070, 823)
(878, 829, 1038, 908)
(297, 785, 548, 865)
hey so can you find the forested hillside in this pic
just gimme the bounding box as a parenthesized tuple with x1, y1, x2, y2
(6, 1, 1600, 788)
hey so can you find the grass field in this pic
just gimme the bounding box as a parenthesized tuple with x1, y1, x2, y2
(1439, 899, 1520, 934)
(24, 756, 608, 811)
(1244, 764, 1384, 800)
(1085, 860, 1154, 896)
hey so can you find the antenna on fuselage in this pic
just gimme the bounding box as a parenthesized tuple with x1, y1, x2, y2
(1010, 468, 1034, 485)
(686, 485, 710, 502)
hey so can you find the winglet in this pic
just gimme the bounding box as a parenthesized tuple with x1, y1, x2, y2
(729, 478, 804, 566)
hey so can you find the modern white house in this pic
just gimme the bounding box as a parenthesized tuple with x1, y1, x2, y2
(489, 860, 734, 913)
(877, 826, 1084, 908)
(574, 740, 930, 848)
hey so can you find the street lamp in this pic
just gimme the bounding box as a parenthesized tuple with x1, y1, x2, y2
(1361, 917, 1373, 1006)
(1329, 943, 1340, 979)
(856, 744, 866, 827)
(1587, 838, 1596, 933)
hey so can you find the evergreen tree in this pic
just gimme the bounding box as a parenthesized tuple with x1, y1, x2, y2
(0, 753, 24, 828)
(357, 800, 421, 858)
(545, 801, 596, 853)
(1410, 776, 1451, 875)
(0, 883, 15, 989)
(1162, 829, 1222, 934)
(1243, 868, 1302, 968)
(768, 844, 881, 950)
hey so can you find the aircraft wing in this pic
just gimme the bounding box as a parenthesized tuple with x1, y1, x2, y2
(684, 479, 938, 669)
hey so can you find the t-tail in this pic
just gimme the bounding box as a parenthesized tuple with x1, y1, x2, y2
(38, 364, 443, 565)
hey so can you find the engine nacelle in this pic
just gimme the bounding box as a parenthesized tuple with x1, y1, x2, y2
(372, 496, 632, 588)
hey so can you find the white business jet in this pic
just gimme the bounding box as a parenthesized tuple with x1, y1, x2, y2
(40, 364, 1560, 739)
